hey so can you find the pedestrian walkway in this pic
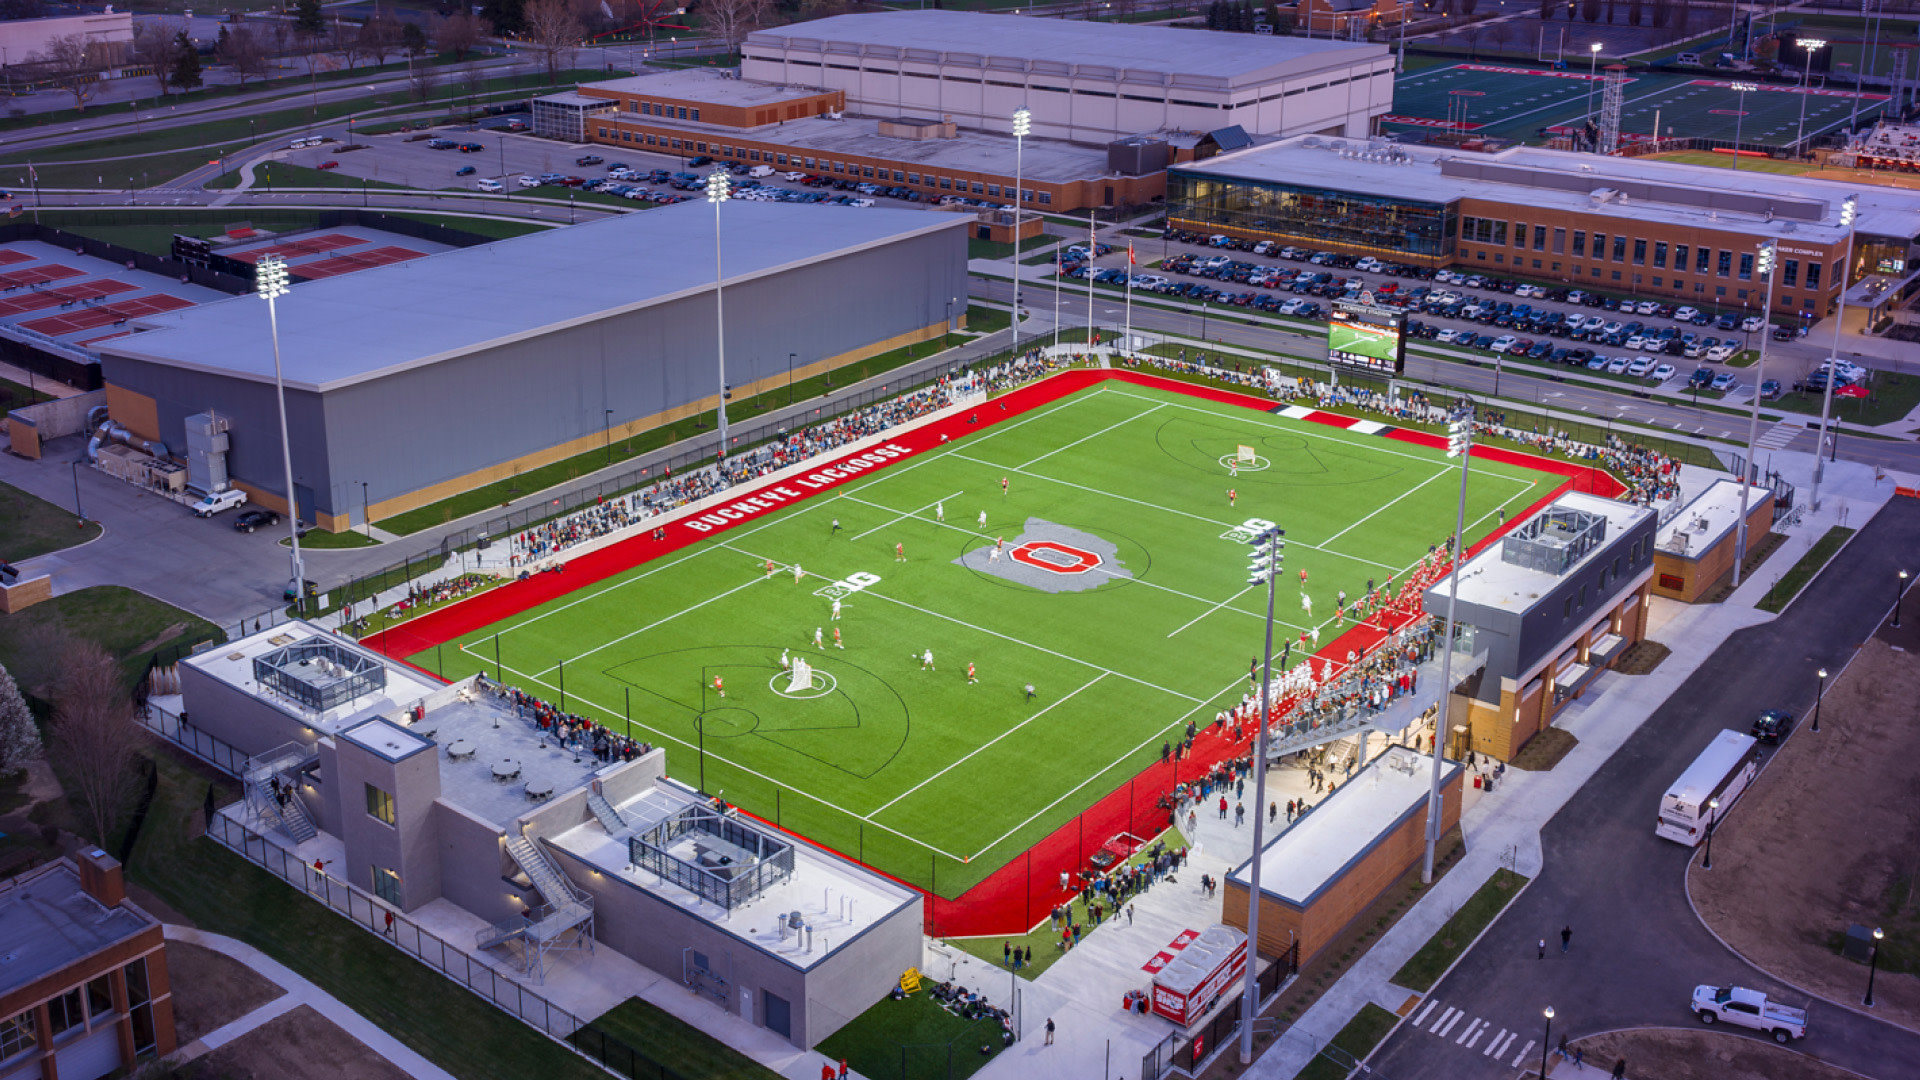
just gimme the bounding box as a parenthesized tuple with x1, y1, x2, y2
(162, 924, 460, 1080)
(1754, 418, 1804, 451)
(1402, 995, 1537, 1072)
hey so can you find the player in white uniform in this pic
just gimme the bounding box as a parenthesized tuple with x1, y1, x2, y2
(813, 627, 824, 649)
(978, 509, 988, 528)
(780, 649, 791, 670)
(831, 598, 842, 620)
(936, 501, 945, 523)
(793, 563, 805, 584)
(921, 649, 935, 671)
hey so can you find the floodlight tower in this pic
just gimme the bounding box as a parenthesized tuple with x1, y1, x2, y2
(706, 169, 732, 460)
(1730, 82, 1758, 168)
(1238, 525, 1284, 1065)
(1795, 38, 1829, 156)
(1810, 193, 1858, 510)
(254, 253, 307, 611)
(1423, 406, 1475, 883)
(1734, 240, 1779, 587)
(1011, 106, 1031, 353)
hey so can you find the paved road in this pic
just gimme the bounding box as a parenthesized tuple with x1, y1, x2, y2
(968, 275, 1920, 476)
(1368, 495, 1920, 1080)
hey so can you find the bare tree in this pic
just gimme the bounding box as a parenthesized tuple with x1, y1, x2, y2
(48, 641, 139, 845)
(361, 12, 401, 67)
(36, 34, 105, 111)
(131, 21, 181, 97)
(431, 11, 490, 62)
(411, 63, 442, 104)
(700, 0, 768, 53)
(219, 24, 270, 86)
(525, 0, 586, 82)
(0, 663, 40, 778)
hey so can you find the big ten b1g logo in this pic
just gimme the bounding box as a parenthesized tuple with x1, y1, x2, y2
(813, 571, 881, 601)
(1220, 518, 1277, 544)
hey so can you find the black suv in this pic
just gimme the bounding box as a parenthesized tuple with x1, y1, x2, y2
(232, 509, 281, 533)
(1750, 709, 1794, 745)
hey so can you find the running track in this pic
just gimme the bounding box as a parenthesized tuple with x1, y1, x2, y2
(368, 369, 1621, 935)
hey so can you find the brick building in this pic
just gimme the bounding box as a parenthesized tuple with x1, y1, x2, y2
(1651, 479, 1777, 603)
(1171, 136, 1920, 319)
(0, 853, 176, 1080)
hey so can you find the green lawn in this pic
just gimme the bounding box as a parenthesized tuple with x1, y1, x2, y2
(206, 161, 412, 191)
(1391, 868, 1530, 992)
(0, 481, 99, 564)
(377, 338, 947, 536)
(1758, 526, 1855, 614)
(1648, 151, 1816, 175)
(966, 233, 1063, 261)
(282, 528, 380, 549)
(0, 376, 54, 409)
(962, 304, 1010, 335)
(1293, 1004, 1400, 1080)
(571, 998, 780, 1080)
(1765, 372, 1920, 428)
(0, 585, 217, 695)
(414, 383, 1562, 895)
(815, 989, 1005, 1080)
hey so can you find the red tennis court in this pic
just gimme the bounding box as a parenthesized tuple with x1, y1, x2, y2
(0, 250, 33, 266)
(0, 264, 83, 288)
(21, 293, 193, 336)
(0, 279, 135, 317)
(292, 245, 424, 279)
(225, 232, 364, 263)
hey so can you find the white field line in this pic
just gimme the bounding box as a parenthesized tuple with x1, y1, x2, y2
(717, 537, 1206, 704)
(867, 672, 1109, 819)
(1167, 584, 1258, 640)
(850, 489, 967, 542)
(1101, 386, 1465, 469)
(961, 673, 1250, 862)
(1015, 402, 1167, 470)
(526, 573, 774, 680)
(460, 651, 969, 863)
(1317, 464, 1454, 548)
(946, 450, 1405, 574)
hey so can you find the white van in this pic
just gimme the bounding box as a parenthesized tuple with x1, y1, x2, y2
(749, 165, 774, 178)
(475, 178, 503, 192)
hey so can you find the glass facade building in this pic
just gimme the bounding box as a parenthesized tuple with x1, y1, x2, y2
(1167, 171, 1458, 262)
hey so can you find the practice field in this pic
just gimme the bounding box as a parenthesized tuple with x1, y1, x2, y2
(414, 381, 1566, 898)
(1386, 63, 1888, 148)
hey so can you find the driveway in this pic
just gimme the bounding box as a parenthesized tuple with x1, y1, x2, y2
(1366, 496, 1920, 1080)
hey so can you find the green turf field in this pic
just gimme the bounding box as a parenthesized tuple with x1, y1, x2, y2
(416, 383, 1563, 895)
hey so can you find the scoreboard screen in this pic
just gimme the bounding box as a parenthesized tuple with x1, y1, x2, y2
(1327, 300, 1406, 375)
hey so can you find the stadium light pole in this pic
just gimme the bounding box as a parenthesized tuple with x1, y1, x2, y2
(1794, 38, 1828, 157)
(1010, 106, 1031, 354)
(1733, 239, 1778, 587)
(255, 253, 306, 613)
(706, 169, 732, 461)
(1730, 82, 1757, 167)
(1586, 43, 1602, 147)
(1423, 405, 1475, 884)
(1238, 525, 1284, 1067)
(1810, 193, 1858, 511)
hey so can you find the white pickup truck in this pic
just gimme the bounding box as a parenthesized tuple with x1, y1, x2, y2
(191, 488, 248, 517)
(1691, 985, 1807, 1043)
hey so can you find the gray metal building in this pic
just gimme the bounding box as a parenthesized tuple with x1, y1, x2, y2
(97, 202, 969, 530)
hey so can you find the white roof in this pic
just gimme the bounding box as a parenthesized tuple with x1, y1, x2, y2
(581, 68, 829, 106)
(1178, 136, 1920, 246)
(1656, 479, 1774, 559)
(1439, 492, 1653, 613)
(98, 200, 966, 392)
(182, 621, 443, 736)
(342, 718, 432, 762)
(747, 10, 1385, 88)
(1228, 746, 1457, 907)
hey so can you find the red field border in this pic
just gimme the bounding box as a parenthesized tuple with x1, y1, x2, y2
(366, 370, 1622, 935)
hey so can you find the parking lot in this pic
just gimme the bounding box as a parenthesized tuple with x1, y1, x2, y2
(1070, 230, 1869, 405)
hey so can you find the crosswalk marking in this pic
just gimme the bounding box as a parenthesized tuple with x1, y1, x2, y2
(1436, 1010, 1464, 1038)
(1454, 1018, 1480, 1045)
(1480, 1028, 1506, 1054)
(1466, 1025, 1488, 1049)
(1756, 419, 1803, 450)
(1413, 1000, 1439, 1027)
(1512, 1039, 1535, 1067)
(1490, 1030, 1517, 1058)
(1430, 1006, 1456, 1031)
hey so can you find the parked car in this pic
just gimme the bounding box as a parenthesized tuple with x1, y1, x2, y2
(192, 488, 248, 517)
(316, 160, 339, 170)
(232, 509, 281, 533)
(1711, 372, 1739, 392)
(1688, 367, 1715, 388)
(1691, 985, 1806, 1043)
(1760, 379, 1783, 400)
(475, 177, 503, 192)
(1750, 709, 1794, 744)
(1741, 315, 1766, 332)
(575, 154, 604, 166)
(1650, 363, 1676, 382)
(455, 165, 475, 176)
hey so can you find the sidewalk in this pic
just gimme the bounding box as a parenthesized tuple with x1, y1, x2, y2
(1237, 446, 1914, 1078)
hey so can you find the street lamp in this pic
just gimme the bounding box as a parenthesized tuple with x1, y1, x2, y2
(1865, 927, 1884, 1006)
(1010, 107, 1031, 354)
(360, 480, 371, 539)
(706, 168, 732, 461)
(1733, 239, 1777, 586)
(1238, 525, 1285, 1066)
(1424, 406, 1475, 883)
(1813, 667, 1828, 733)
(1897, 570, 1911, 628)
(1703, 796, 1720, 869)
(1726, 81, 1758, 166)
(1811, 193, 1859, 511)
(1794, 39, 1828, 157)
(1540, 1006, 1554, 1080)
(254, 253, 306, 612)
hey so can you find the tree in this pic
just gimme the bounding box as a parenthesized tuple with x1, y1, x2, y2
(524, 0, 586, 82)
(432, 11, 489, 62)
(1581, 0, 1599, 21)
(410, 62, 442, 104)
(131, 20, 179, 97)
(482, 0, 527, 35)
(1460, 0, 1477, 15)
(361, 13, 402, 67)
(0, 663, 40, 778)
(336, 19, 365, 69)
(1627, 0, 1642, 26)
(169, 31, 203, 91)
(219, 25, 270, 86)
(1540, 0, 1552, 18)
(37, 33, 104, 111)
(48, 641, 139, 846)
(700, 0, 769, 52)
(293, 0, 326, 36)
(401, 20, 428, 56)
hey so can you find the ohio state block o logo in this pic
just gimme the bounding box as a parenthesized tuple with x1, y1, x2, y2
(1009, 541, 1102, 575)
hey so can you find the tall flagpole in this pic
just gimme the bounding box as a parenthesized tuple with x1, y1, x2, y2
(1124, 241, 1134, 360)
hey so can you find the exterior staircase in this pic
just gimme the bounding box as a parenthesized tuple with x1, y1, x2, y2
(243, 743, 319, 843)
(480, 834, 595, 983)
(586, 791, 626, 836)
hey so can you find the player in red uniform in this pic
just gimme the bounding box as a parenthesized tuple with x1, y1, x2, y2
(713, 675, 725, 698)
